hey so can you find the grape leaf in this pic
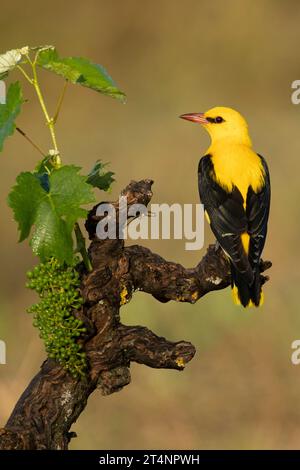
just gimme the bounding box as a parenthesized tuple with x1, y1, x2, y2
(86, 161, 115, 192)
(36, 47, 126, 102)
(7, 172, 45, 242)
(0, 81, 23, 152)
(8, 165, 95, 264)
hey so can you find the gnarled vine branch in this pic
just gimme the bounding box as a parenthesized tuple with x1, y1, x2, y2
(0, 179, 271, 450)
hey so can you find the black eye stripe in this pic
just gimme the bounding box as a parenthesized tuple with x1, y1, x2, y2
(206, 116, 225, 124)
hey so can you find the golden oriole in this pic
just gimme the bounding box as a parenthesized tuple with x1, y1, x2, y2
(180, 107, 270, 307)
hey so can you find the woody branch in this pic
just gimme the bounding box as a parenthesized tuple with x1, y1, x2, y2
(0, 179, 271, 450)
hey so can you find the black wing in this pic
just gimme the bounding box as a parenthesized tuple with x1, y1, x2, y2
(198, 155, 253, 281)
(246, 154, 270, 269)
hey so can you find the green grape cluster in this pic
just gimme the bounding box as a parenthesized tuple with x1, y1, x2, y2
(26, 258, 87, 378)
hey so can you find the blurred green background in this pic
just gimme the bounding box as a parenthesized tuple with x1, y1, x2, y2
(0, 0, 300, 450)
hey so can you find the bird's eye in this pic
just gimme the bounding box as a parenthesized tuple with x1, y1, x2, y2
(206, 116, 225, 124)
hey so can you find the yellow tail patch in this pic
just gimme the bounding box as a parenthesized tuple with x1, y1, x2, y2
(259, 291, 264, 306)
(241, 232, 250, 254)
(231, 284, 264, 307)
(232, 285, 241, 305)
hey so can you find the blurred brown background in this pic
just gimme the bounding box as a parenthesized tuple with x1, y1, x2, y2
(0, 0, 300, 450)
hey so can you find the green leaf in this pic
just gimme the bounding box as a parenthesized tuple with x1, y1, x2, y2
(0, 81, 23, 152)
(8, 165, 95, 264)
(86, 160, 115, 192)
(7, 172, 45, 242)
(36, 47, 126, 102)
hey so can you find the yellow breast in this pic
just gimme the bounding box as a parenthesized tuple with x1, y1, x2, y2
(209, 142, 265, 205)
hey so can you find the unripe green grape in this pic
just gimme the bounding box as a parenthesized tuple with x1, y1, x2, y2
(26, 258, 87, 377)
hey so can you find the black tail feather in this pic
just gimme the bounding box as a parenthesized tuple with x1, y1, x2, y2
(230, 262, 262, 307)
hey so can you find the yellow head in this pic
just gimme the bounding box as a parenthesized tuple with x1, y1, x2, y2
(180, 106, 252, 146)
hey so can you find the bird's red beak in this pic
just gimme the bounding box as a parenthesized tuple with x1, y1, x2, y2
(179, 113, 209, 124)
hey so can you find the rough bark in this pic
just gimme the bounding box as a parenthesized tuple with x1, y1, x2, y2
(0, 179, 271, 450)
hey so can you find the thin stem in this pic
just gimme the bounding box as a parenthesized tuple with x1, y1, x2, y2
(53, 81, 68, 124)
(16, 65, 33, 85)
(26, 52, 34, 66)
(16, 127, 46, 157)
(74, 223, 92, 272)
(31, 61, 60, 162)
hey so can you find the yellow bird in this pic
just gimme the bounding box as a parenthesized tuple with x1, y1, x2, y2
(180, 107, 270, 307)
